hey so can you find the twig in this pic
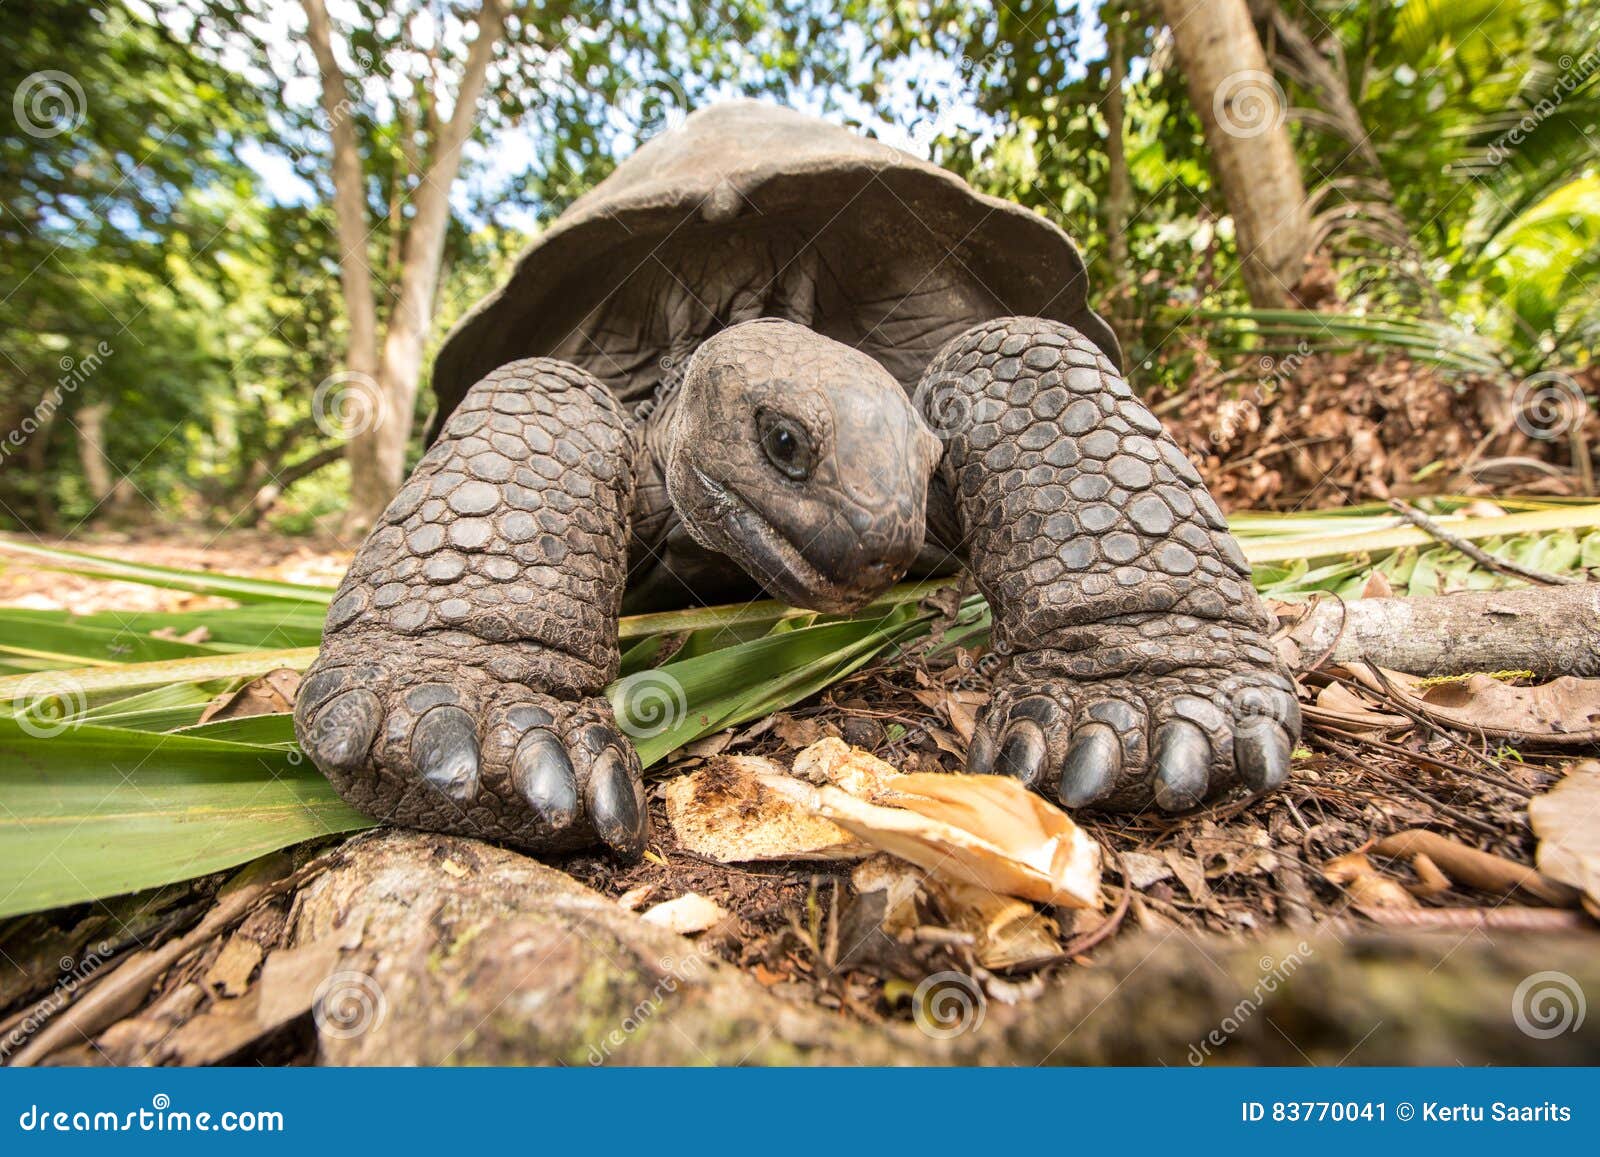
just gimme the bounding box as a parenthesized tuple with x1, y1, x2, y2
(1385, 499, 1578, 585)
(1320, 736, 1506, 838)
(1352, 664, 1545, 795)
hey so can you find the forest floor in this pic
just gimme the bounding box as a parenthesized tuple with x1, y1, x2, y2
(3, 523, 1593, 1061)
(5, 352, 1598, 1062)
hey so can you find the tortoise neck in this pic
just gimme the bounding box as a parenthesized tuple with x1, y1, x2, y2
(627, 366, 690, 557)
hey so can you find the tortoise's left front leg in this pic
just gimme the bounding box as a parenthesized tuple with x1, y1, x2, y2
(916, 317, 1300, 812)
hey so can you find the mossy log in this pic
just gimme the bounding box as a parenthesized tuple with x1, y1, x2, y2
(7, 829, 1597, 1065)
(275, 832, 1600, 1065)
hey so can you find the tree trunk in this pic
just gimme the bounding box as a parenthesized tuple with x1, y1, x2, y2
(1159, 0, 1311, 306)
(301, 0, 382, 534)
(1103, 7, 1133, 344)
(74, 401, 135, 519)
(350, 0, 507, 533)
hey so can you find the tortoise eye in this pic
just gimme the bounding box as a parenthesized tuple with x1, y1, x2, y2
(758, 413, 814, 481)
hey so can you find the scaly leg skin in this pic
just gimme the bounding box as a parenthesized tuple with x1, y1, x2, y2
(293, 358, 649, 857)
(917, 317, 1301, 812)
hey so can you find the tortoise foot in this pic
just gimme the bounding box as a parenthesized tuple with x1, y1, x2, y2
(296, 639, 648, 858)
(969, 622, 1301, 812)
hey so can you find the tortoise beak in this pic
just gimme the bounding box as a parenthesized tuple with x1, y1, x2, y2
(682, 468, 899, 613)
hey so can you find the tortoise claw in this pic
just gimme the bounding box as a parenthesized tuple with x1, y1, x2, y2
(513, 729, 579, 830)
(994, 719, 1050, 789)
(1058, 723, 1120, 808)
(587, 745, 647, 860)
(305, 689, 382, 772)
(412, 706, 480, 804)
(1236, 722, 1293, 793)
(1152, 720, 1210, 812)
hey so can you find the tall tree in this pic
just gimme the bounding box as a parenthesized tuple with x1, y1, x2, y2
(1159, 0, 1311, 306)
(300, 0, 508, 531)
(1103, 3, 1134, 341)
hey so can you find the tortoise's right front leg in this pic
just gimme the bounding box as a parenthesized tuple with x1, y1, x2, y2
(293, 358, 649, 857)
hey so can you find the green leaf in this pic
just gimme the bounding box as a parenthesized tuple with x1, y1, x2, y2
(0, 716, 371, 920)
(0, 540, 335, 605)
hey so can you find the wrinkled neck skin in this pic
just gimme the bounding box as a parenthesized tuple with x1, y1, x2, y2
(632, 319, 943, 614)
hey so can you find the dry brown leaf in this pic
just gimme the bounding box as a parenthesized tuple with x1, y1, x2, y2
(1322, 850, 1419, 912)
(1162, 849, 1212, 903)
(662, 757, 871, 863)
(772, 714, 832, 749)
(1191, 821, 1279, 878)
(151, 625, 212, 644)
(1119, 851, 1173, 889)
(1372, 828, 1576, 906)
(198, 668, 300, 724)
(925, 727, 968, 760)
(683, 731, 734, 759)
(1529, 760, 1600, 910)
(762, 758, 1101, 908)
(945, 694, 981, 743)
(1351, 667, 1600, 744)
(1306, 682, 1410, 737)
(640, 893, 729, 935)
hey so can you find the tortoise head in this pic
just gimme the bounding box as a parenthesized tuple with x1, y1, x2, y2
(664, 319, 943, 613)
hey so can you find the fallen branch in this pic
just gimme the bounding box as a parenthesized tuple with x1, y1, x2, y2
(1279, 583, 1600, 679)
(8, 855, 300, 1066)
(17, 831, 1595, 1067)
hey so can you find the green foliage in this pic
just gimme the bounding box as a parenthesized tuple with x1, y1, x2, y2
(2, 0, 1594, 529)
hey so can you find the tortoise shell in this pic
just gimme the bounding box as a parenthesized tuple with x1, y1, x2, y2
(432, 101, 1118, 423)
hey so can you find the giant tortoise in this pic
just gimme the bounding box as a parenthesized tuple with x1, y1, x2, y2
(294, 101, 1301, 857)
